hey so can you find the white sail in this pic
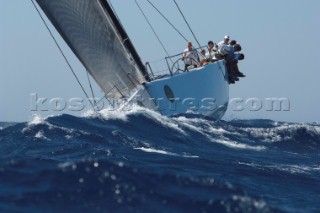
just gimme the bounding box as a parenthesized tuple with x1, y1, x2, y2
(36, 0, 147, 99)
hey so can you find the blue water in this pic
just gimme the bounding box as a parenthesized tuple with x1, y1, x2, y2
(0, 110, 319, 213)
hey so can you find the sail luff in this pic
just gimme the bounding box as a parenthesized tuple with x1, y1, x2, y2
(99, 0, 150, 82)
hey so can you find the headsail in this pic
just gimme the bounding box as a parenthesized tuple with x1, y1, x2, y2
(35, 0, 147, 99)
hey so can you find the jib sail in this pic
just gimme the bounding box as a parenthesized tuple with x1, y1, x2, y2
(36, 0, 148, 99)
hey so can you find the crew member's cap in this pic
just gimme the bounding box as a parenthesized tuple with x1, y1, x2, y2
(224, 35, 230, 39)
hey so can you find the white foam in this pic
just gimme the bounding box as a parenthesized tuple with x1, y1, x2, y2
(231, 195, 267, 209)
(86, 105, 187, 135)
(98, 109, 128, 121)
(22, 114, 46, 133)
(65, 135, 73, 140)
(238, 161, 257, 167)
(169, 116, 267, 151)
(181, 153, 199, 158)
(96, 105, 148, 121)
(34, 130, 50, 141)
(271, 164, 320, 174)
(23, 114, 79, 137)
(81, 109, 97, 118)
(134, 147, 175, 155)
(134, 147, 199, 158)
(175, 116, 238, 138)
(238, 161, 320, 175)
(143, 109, 186, 135)
(209, 126, 233, 135)
(212, 138, 266, 151)
(28, 114, 45, 125)
(175, 120, 267, 151)
(174, 116, 208, 134)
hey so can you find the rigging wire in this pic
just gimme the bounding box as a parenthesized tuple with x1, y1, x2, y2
(173, 0, 202, 49)
(145, 0, 189, 42)
(86, 71, 97, 109)
(30, 0, 96, 111)
(135, 0, 171, 59)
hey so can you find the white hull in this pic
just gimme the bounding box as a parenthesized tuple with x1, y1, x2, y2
(130, 60, 229, 119)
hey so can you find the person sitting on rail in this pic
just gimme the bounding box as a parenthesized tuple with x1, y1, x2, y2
(215, 35, 231, 60)
(226, 43, 246, 82)
(200, 39, 221, 66)
(206, 40, 218, 62)
(216, 36, 246, 83)
(217, 37, 242, 61)
(182, 41, 199, 71)
(218, 35, 230, 49)
(199, 49, 208, 67)
(232, 44, 245, 78)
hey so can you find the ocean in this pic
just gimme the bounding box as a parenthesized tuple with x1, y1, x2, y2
(0, 109, 319, 213)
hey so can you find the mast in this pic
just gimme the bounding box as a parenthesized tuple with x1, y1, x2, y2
(100, 0, 150, 82)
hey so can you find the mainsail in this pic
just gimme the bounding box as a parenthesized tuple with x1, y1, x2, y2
(35, 0, 148, 99)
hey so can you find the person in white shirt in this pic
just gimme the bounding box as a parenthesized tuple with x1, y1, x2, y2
(215, 35, 232, 60)
(218, 35, 230, 49)
(197, 41, 218, 65)
(182, 42, 199, 70)
(205, 40, 218, 62)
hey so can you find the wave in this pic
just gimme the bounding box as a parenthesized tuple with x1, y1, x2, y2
(1, 111, 319, 155)
(0, 111, 319, 212)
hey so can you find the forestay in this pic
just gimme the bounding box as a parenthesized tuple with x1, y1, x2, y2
(36, 0, 145, 99)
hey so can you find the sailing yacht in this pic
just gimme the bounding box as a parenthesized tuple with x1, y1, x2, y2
(34, 0, 229, 119)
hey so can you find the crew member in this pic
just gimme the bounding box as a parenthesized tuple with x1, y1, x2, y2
(182, 42, 199, 71)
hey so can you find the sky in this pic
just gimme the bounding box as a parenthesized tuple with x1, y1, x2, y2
(1, 0, 320, 123)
